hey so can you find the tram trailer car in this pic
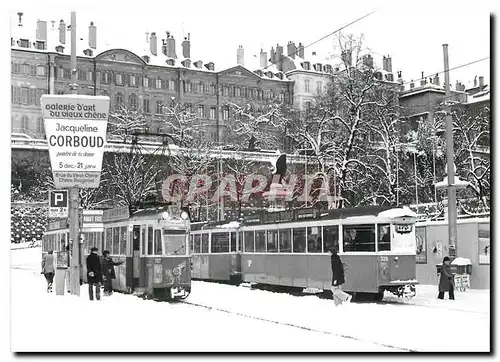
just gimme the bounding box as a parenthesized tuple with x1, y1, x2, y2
(191, 206, 418, 300)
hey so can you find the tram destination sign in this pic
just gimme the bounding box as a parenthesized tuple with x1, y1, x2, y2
(41, 94, 110, 188)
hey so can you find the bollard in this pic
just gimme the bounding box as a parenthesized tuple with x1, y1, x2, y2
(55, 267, 67, 295)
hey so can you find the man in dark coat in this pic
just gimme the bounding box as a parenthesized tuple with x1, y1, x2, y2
(331, 249, 352, 306)
(86, 247, 102, 301)
(41, 250, 55, 292)
(101, 250, 124, 296)
(438, 256, 455, 300)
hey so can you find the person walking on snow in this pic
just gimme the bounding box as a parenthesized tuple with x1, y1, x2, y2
(41, 250, 56, 292)
(86, 247, 102, 301)
(438, 256, 455, 300)
(101, 250, 124, 296)
(331, 248, 352, 306)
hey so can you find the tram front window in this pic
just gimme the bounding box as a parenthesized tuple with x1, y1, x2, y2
(378, 224, 391, 251)
(163, 229, 187, 255)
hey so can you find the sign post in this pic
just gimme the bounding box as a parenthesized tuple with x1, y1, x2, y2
(41, 13, 110, 297)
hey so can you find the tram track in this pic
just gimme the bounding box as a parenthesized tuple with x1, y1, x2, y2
(177, 299, 417, 352)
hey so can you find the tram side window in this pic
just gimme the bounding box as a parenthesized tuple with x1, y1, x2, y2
(267, 230, 278, 252)
(212, 232, 229, 253)
(279, 229, 291, 252)
(255, 230, 266, 252)
(120, 227, 127, 255)
(141, 228, 146, 255)
(147, 226, 154, 255)
(244, 231, 255, 252)
(238, 232, 243, 252)
(154, 229, 162, 255)
(293, 227, 306, 253)
(343, 224, 375, 252)
(113, 227, 120, 255)
(202, 233, 209, 253)
(193, 234, 200, 253)
(230, 232, 237, 252)
(307, 226, 321, 253)
(378, 224, 391, 251)
(190, 235, 195, 254)
(323, 225, 339, 253)
(60, 233, 67, 252)
(105, 228, 113, 252)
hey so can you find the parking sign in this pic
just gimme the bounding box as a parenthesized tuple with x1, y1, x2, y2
(49, 190, 68, 218)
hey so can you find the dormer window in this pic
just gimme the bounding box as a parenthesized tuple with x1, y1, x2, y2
(166, 58, 175, 66)
(205, 62, 214, 71)
(302, 61, 310, 70)
(194, 60, 203, 69)
(142, 55, 150, 63)
(255, 70, 263, 76)
(182, 59, 191, 68)
(83, 49, 93, 57)
(276, 73, 283, 80)
(324, 64, 332, 73)
(35, 41, 46, 50)
(374, 72, 382, 81)
(55, 45, 64, 53)
(315, 63, 322, 72)
(266, 71, 273, 78)
(19, 39, 30, 48)
(11, 37, 15, 46)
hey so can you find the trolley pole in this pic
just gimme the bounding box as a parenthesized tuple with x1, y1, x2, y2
(442, 44, 457, 258)
(69, 10, 81, 295)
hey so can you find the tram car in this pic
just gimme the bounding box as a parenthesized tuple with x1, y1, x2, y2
(42, 205, 191, 299)
(190, 206, 418, 300)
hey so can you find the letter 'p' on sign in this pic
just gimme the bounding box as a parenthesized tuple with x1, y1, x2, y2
(49, 190, 69, 218)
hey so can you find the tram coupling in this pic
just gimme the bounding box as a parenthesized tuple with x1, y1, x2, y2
(386, 284, 417, 298)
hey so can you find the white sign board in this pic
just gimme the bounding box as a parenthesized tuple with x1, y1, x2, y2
(41, 94, 110, 188)
(48, 190, 68, 218)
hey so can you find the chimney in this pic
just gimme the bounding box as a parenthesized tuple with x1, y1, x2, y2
(479, 76, 484, 87)
(36, 20, 47, 41)
(59, 20, 66, 44)
(386, 55, 392, 73)
(276, 44, 283, 71)
(166, 34, 177, 59)
(434, 73, 440, 86)
(260, 49, 267, 69)
(382, 56, 387, 71)
(17, 12, 23, 26)
(150, 32, 157, 56)
(410, 80, 415, 89)
(51, 20, 55, 29)
(363, 54, 373, 68)
(397, 70, 402, 79)
(298, 42, 304, 58)
(455, 80, 460, 91)
(88, 22, 96, 49)
(182, 35, 190, 59)
(237, 45, 244, 66)
(473, 75, 477, 87)
(287, 41, 296, 59)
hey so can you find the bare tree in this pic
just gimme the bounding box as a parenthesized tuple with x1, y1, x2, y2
(107, 105, 149, 142)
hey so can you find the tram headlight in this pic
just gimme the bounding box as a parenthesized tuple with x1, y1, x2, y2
(172, 267, 181, 276)
(180, 211, 189, 220)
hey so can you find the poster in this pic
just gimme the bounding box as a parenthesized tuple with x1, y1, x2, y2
(415, 227, 427, 264)
(478, 223, 490, 264)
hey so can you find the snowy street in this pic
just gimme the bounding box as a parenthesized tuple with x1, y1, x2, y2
(11, 247, 490, 352)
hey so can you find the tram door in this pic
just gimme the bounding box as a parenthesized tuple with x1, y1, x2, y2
(131, 225, 141, 288)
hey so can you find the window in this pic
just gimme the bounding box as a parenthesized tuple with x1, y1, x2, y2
(193, 234, 201, 253)
(279, 229, 291, 252)
(143, 99, 150, 113)
(253, 89, 258, 99)
(307, 226, 321, 253)
(12, 62, 20, 73)
(185, 103, 192, 114)
(228, 86, 234, 97)
(478, 223, 490, 264)
(211, 232, 229, 253)
(129, 94, 137, 109)
(155, 77, 162, 89)
(120, 227, 127, 255)
(129, 75, 136, 87)
(198, 105, 205, 118)
(343, 224, 375, 252)
(244, 231, 254, 252)
(230, 233, 237, 252)
(156, 100, 164, 115)
(202, 233, 209, 253)
(303, 61, 310, 70)
(163, 229, 186, 255)
(169, 80, 175, 90)
(115, 93, 123, 108)
(323, 225, 339, 253)
(267, 230, 278, 252)
(57, 67, 64, 79)
(28, 88, 36, 105)
(209, 107, 216, 120)
(378, 224, 391, 251)
(102, 71, 110, 84)
(304, 79, 310, 92)
(154, 229, 162, 255)
(37, 117, 45, 138)
(316, 81, 322, 93)
(293, 227, 306, 252)
(222, 86, 228, 96)
(235, 87, 241, 97)
(114, 73, 122, 85)
(143, 76, 149, 88)
(184, 81, 192, 93)
(87, 70, 93, 81)
(21, 87, 29, 104)
(222, 106, 229, 120)
(195, 83, 201, 93)
(255, 230, 266, 252)
(113, 227, 120, 254)
(210, 84, 215, 94)
(36, 65, 45, 76)
(11, 86, 19, 103)
(147, 226, 153, 255)
(105, 228, 112, 253)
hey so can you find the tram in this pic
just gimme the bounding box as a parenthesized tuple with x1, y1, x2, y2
(190, 206, 418, 300)
(42, 205, 191, 299)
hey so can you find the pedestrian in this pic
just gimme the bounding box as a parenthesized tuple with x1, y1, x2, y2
(101, 250, 124, 296)
(86, 246, 102, 301)
(330, 248, 352, 306)
(41, 250, 55, 292)
(438, 256, 455, 300)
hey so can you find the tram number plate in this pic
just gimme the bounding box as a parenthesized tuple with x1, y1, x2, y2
(379, 256, 388, 262)
(396, 224, 412, 233)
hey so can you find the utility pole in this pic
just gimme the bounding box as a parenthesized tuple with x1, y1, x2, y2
(442, 44, 457, 258)
(69, 11, 81, 295)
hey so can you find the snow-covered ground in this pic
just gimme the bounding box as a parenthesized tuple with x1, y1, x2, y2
(10, 247, 490, 352)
